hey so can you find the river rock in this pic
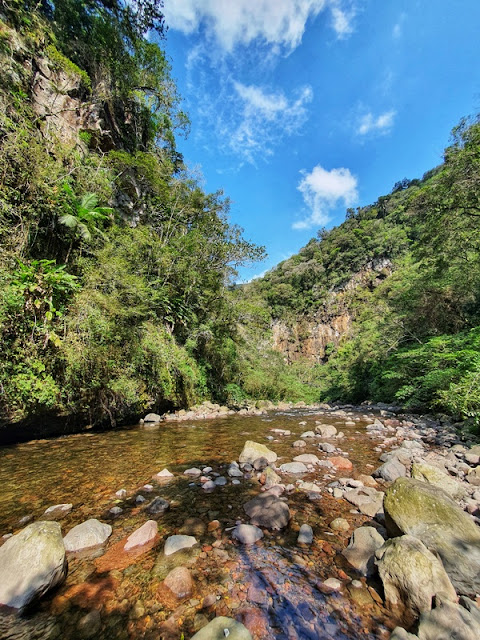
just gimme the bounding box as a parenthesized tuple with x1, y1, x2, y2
(301, 431, 316, 438)
(0, 521, 67, 609)
(64, 519, 112, 552)
(155, 469, 174, 479)
(260, 466, 281, 489)
(384, 478, 480, 595)
(316, 425, 337, 438)
(376, 535, 457, 624)
(184, 468, 202, 476)
(124, 520, 158, 550)
(374, 458, 407, 482)
(239, 441, 277, 465)
(77, 610, 102, 638)
(279, 462, 308, 474)
(146, 496, 170, 515)
(319, 442, 336, 453)
(298, 481, 322, 493)
(330, 518, 349, 532)
(191, 616, 252, 640)
(329, 457, 353, 471)
(164, 535, 197, 556)
(232, 524, 263, 545)
(342, 526, 385, 576)
(467, 466, 480, 486)
(293, 454, 320, 465)
(228, 463, 244, 478)
(390, 628, 419, 640)
(416, 599, 480, 640)
(144, 413, 162, 422)
(244, 494, 290, 529)
(343, 487, 384, 517)
(297, 524, 314, 545)
(412, 462, 467, 500)
(293, 440, 306, 448)
(163, 566, 194, 599)
(43, 503, 73, 519)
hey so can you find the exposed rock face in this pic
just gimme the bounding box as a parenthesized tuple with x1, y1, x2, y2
(384, 478, 480, 596)
(342, 526, 385, 576)
(376, 535, 457, 624)
(271, 315, 351, 363)
(244, 494, 290, 529)
(239, 441, 277, 465)
(0, 521, 67, 609)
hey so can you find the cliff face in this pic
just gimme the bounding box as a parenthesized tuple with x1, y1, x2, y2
(271, 258, 391, 363)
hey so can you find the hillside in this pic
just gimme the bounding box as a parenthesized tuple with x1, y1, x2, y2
(239, 122, 480, 430)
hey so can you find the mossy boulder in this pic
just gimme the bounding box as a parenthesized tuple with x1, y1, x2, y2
(384, 478, 480, 595)
(411, 462, 467, 500)
(239, 440, 277, 465)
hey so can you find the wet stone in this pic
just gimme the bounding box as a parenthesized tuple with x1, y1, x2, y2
(146, 496, 170, 515)
(297, 524, 314, 545)
(163, 566, 194, 600)
(77, 610, 101, 638)
(164, 535, 198, 556)
(43, 504, 73, 519)
(232, 524, 263, 545)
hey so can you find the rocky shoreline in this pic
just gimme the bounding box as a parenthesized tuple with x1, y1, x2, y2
(1, 403, 479, 639)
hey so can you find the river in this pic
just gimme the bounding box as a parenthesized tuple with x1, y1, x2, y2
(0, 407, 399, 639)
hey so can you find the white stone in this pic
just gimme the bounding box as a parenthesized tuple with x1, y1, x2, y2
(164, 535, 197, 556)
(63, 519, 112, 552)
(124, 520, 158, 551)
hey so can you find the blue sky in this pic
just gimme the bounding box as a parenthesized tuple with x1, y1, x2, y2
(161, 0, 480, 281)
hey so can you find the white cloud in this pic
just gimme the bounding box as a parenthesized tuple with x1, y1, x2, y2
(164, 0, 355, 53)
(211, 81, 313, 164)
(293, 165, 358, 229)
(392, 13, 407, 39)
(357, 110, 396, 136)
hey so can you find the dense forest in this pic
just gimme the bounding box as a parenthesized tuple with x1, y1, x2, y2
(1, 0, 480, 433)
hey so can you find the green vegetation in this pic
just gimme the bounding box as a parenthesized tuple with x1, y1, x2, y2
(243, 115, 480, 431)
(0, 1, 264, 427)
(1, 1, 480, 434)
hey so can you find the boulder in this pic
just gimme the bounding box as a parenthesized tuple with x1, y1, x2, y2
(298, 481, 322, 493)
(184, 468, 202, 476)
(191, 616, 252, 640)
(374, 458, 407, 482)
(315, 425, 337, 438)
(390, 628, 419, 640)
(417, 600, 480, 640)
(163, 566, 194, 599)
(244, 494, 290, 529)
(467, 466, 480, 486)
(63, 519, 112, 552)
(144, 413, 162, 422)
(329, 457, 353, 471)
(124, 520, 158, 551)
(164, 535, 197, 556)
(342, 526, 385, 576)
(343, 487, 384, 517)
(293, 440, 306, 448)
(293, 454, 320, 465)
(384, 478, 480, 595)
(239, 441, 277, 465)
(279, 462, 308, 474)
(412, 462, 467, 500)
(376, 535, 457, 624)
(0, 521, 67, 609)
(232, 524, 263, 545)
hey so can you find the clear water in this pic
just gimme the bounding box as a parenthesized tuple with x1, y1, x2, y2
(0, 409, 398, 639)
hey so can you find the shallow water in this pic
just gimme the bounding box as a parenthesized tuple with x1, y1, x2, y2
(0, 409, 398, 639)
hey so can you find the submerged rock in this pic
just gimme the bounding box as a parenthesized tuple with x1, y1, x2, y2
(0, 521, 67, 609)
(163, 566, 194, 599)
(376, 535, 457, 624)
(64, 519, 112, 552)
(297, 524, 314, 545)
(384, 478, 480, 596)
(342, 526, 384, 576)
(191, 616, 252, 640)
(164, 535, 197, 556)
(146, 496, 170, 516)
(244, 493, 290, 529)
(124, 520, 158, 551)
(239, 441, 277, 465)
(42, 503, 73, 519)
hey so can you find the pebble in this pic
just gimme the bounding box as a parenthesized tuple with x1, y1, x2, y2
(297, 524, 314, 545)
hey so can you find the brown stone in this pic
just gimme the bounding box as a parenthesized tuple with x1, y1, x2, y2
(163, 567, 194, 600)
(330, 457, 354, 471)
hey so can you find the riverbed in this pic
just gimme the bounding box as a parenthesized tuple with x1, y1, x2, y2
(0, 407, 400, 639)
